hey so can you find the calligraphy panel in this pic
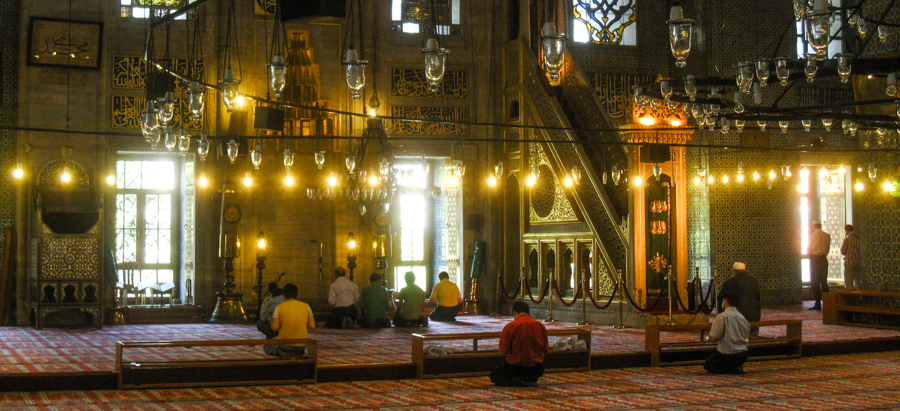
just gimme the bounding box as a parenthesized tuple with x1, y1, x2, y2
(591, 73, 653, 119)
(112, 96, 202, 130)
(112, 56, 204, 89)
(389, 105, 468, 135)
(391, 69, 467, 98)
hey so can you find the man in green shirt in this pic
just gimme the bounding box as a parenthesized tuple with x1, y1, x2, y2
(393, 271, 428, 327)
(357, 273, 392, 328)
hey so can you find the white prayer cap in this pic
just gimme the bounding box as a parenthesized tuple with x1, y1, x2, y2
(733, 262, 746, 271)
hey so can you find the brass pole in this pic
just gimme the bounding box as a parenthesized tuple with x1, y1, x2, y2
(614, 269, 626, 329)
(544, 268, 557, 323)
(520, 267, 526, 302)
(577, 269, 591, 325)
(712, 266, 718, 312)
(662, 266, 676, 326)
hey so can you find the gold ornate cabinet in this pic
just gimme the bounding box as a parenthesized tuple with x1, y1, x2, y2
(30, 159, 104, 329)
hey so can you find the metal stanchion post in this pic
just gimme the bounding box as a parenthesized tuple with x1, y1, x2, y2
(614, 269, 626, 329)
(712, 266, 718, 312)
(520, 267, 526, 302)
(662, 267, 676, 326)
(577, 269, 591, 325)
(544, 268, 557, 323)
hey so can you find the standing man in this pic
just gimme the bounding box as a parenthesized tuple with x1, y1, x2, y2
(256, 282, 284, 339)
(394, 271, 428, 327)
(704, 293, 750, 375)
(264, 283, 315, 357)
(840, 224, 862, 290)
(327, 267, 360, 328)
(808, 220, 832, 310)
(429, 271, 463, 322)
(717, 262, 761, 335)
(357, 273, 392, 328)
(490, 301, 550, 386)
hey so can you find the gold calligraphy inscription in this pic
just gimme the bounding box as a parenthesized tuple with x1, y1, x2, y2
(650, 221, 667, 235)
(112, 56, 205, 89)
(389, 106, 468, 135)
(391, 68, 467, 98)
(592, 73, 654, 118)
(650, 200, 669, 213)
(647, 253, 669, 274)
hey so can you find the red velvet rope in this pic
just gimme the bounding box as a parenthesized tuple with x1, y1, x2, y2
(525, 278, 550, 305)
(670, 280, 709, 314)
(619, 281, 668, 312)
(586, 280, 619, 310)
(700, 276, 716, 306)
(552, 278, 582, 307)
(498, 274, 521, 300)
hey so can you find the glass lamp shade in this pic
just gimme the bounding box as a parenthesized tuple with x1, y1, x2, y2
(141, 100, 159, 138)
(148, 127, 162, 149)
(779, 120, 790, 133)
(793, 0, 807, 20)
(804, 54, 818, 83)
(251, 144, 263, 169)
(878, 24, 889, 41)
(541, 23, 566, 81)
(805, 13, 832, 60)
(857, 16, 870, 36)
(314, 151, 325, 169)
(652, 164, 662, 180)
(758, 120, 767, 131)
(268, 54, 289, 99)
(345, 155, 356, 173)
(739, 62, 754, 93)
(177, 130, 191, 153)
(802, 119, 812, 131)
(164, 127, 178, 152)
(188, 81, 205, 119)
(886, 73, 897, 96)
(733, 91, 745, 114)
(423, 38, 449, 92)
(220, 67, 241, 112)
(494, 161, 504, 178)
(343, 46, 367, 101)
(571, 166, 582, 185)
(868, 163, 877, 182)
(756, 59, 770, 87)
(849, 121, 858, 135)
(735, 119, 746, 132)
(774, 58, 790, 86)
(157, 92, 175, 126)
(660, 79, 673, 100)
(685, 75, 697, 101)
(284, 148, 295, 170)
(822, 118, 833, 131)
(197, 134, 210, 160)
(836, 53, 852, 84)
(668, 21, 693, 67)
(379, 158, 390, 176)
(226, 139, 239, 164)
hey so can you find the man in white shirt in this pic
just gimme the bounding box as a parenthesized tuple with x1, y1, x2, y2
(808, 220, 832, 310)
(704, 293, 750, 375)
(256, 282, 284, 339)
(326, 267, 360, 328)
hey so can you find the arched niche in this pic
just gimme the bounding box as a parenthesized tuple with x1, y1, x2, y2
(562, 247, 574, 292)
(527, 246, 539, 287)
(505, 174, 521, 290)
(509, 99, 520, 119)
(543, 247, 556, 287)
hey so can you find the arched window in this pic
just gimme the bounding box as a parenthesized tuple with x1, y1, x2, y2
(572, 0, 637, 45)
(391, 0, 461, 35)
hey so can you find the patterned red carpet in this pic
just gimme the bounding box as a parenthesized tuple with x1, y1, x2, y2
(1, 302, 897, 373)
(2, 351, 899, 410)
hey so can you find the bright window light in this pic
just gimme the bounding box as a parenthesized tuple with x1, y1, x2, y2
(402, 22, 420, 33)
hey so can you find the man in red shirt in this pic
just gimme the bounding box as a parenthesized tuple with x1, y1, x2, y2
(490, 301, 549, 386)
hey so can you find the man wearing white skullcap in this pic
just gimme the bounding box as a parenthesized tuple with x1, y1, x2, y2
(807, 220, 832, 310)
(717, 262, 761, 335)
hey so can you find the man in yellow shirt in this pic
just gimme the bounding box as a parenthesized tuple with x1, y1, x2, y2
(429, 271, 462, 322)
(264, 283, 315, 357)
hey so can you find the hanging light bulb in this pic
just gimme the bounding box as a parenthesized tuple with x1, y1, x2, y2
(157, 91, 175, 126)
(368, 91, 380, 117)
(774, 57, 790, 86)
(778, 120, 789, 133)
(379, 158, 390, 176)
(226, 139, 239, 164)
(345, 155, 356, 173)
(878, 25, 890, 42)
(857, 16, 870, 36)
(804, 54, 818, 83)
(667, 3, 694, 67)
(220, 66, 241, 112)
(602, 171, 608, 184)
(282, 148, 294, 171)
(250, 144, 263, 169)
(733, 91, 745, 114)
(343, 45, 367, 100)
(802, 119, 812, 132)
(652, 163, 662, 180)
(141, 100, 159, 139)
(886, 73, 897, 96)
(821, 118, 833, 131)
(753, 171, 761, 181)
(804, 0, 832, 61)
(455, 163, 466, 178)
(177, 129, 191, 154)
(708, 175, 715, 184)
(868, 163, 878, 182)
(60, 165, 72, 183)
(781, 165, 792, 180)
(571, 166, 582, 185)
(735, 119, 745, 132)
(197, 134, 209, 161)
(198, 173, 208, 187)
(684, 75, 697, 101)
(756, 59, 770, 87)
(312, 151, 325, 169)
(693, 175, 701, 185)
(877, 127, 888, 137)
(660, 79, 673, 101)
(487, 174, 498, 187)
(541, 22, 566, 81)
(494, 161, 504, 178)
(769, 170, 778, 180)
(243, 172, 253, 187)
(720, 117, 730, 133)
(284, 172, 295, 186)
(835, 53, 852, 84)
(423, 38, 449, 92)
(188, 81, 205, 119)
(11, 163, 24, 180)
(757, 120, 767, 131)
(164, 127, 178, 152)
(849, 120, 858, 136)
(268, 54, 289, 100)
(739, 62, 754, 93)
(613, 169, 623, 186)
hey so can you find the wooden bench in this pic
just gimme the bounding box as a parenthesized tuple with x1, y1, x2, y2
(411, 329, 590, 379)
(645, 320, 802, 367)
(116, 338, 317, 389)
(823, 290, 900, 330)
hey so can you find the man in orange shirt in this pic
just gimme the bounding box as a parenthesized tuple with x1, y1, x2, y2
(490, 301, 549, 387)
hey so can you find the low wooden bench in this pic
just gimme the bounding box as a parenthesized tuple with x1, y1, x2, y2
(823, 290, 900, 329)
(645, 320, 802, 367)
(411, 329, 590, 379)
(116, 338, 317, 389)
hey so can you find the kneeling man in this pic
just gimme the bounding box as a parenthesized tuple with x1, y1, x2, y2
(490, 301, 549, 386)
(704, 293, 750, 375)
(265, 283, 315, 357)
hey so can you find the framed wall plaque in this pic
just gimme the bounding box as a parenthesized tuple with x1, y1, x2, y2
(27, 18, 102, 69)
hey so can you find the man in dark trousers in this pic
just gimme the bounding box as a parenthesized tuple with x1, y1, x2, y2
(704, 293, 750, 375)
(717, 262, 761, 335)
(490, 301, 549, 387)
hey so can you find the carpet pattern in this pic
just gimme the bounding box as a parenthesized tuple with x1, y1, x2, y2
(0, 302, 898, 373)
(1, 351, 899, 410)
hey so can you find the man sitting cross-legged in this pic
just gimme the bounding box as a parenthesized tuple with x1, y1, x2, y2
(704, 293, 750, 375)
(490, 301, 549, 387)
(256, 282, 284, 339)
(357, 273, 392, 328)
(429, 271, 462, 322)
(393, 271, 428, 327)
(264, 283, 315, 358)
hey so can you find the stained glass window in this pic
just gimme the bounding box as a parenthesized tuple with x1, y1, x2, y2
(391, 0, 461, 35)
(115, 158, 179, 289)
(572, 0, 637, 45)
